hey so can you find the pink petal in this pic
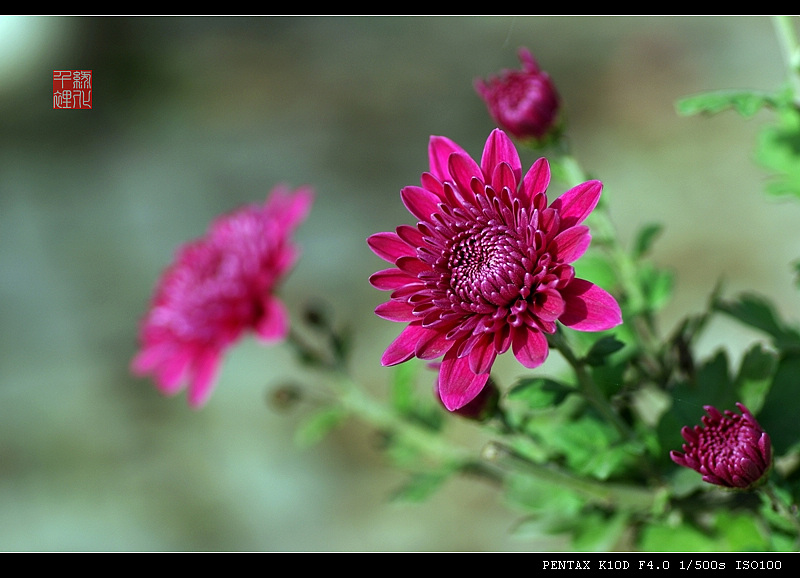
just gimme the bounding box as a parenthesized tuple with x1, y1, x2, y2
(256, 295, 290, 342)
(558, 278, 622, 331)
(467, 333, 498, 374)
(368, 232, 415, 263)
(550, 225, 591, 263)
(415, 329, 454, 360)
(521, 158, 551, 201)
(549, 180, 603, 229)
(369, 268, 416, 291)
(428, 135, 467, 182)
(491, 162, 518, 195)
(448, 152, 483, 197)
(396, 224, 425, 248)
(186, 349, 222, 408)
(480, 129, 521, 184)
(381, 324, 428, 366)
(438, 348, 491, 411)
(374, 300, 416, 322)
(264, 184, 314, 229)
(512, 327, 549, 368)
(401, 185, 441, 222)
(533, 288, 565, 322)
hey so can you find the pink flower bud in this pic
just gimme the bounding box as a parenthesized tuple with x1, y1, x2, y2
(475, 48, 561, 142)
(670, 403, 772, 490)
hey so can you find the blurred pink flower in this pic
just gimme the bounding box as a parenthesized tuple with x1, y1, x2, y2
(475, 48, 561, 141)
(670, 403, 772, 490)
(132, 185, 313, 408)
(368, 129, 621, 411)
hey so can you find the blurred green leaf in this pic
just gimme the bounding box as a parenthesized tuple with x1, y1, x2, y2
(390, 470, 453, 503)
(756, 105, 800, 199)
(676, 89, 776, 118)
(632, 223, 664, 260)
(507, 377, 573, 409)
(757, 352, 800, 455)
(714, 292, 800, 351)
(294, 406, 347, 448)
(584, 335, 625, 366)
(734, 343, 778, 413)
(638, 263, 674, 313)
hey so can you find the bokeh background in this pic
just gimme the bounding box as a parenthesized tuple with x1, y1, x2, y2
(2, 15, 800, 551)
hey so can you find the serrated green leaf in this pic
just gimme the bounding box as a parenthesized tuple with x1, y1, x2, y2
(676, 90, 776, 118)
(294, 406, 347, 448)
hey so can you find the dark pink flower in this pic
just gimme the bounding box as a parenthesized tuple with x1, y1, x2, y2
(132, 184, 313, 408)
(368, 129, 622, 411)
(670, 403, 772, 490)
(475, 48, 561, 141)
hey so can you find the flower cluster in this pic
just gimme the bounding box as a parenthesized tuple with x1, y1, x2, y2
(475, 48, 561, 142)
(670, 403, 773, 490)
(131, 185, 313, 408)
(368, 129, 621, 411)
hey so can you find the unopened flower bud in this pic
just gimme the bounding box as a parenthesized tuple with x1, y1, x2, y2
(670, 403, 772, 490)
(475, 48, 561, 142)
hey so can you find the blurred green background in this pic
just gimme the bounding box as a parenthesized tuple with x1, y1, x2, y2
(2, 16, 799, 551)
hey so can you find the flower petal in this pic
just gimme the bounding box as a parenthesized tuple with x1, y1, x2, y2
(367, 231, 415, 263)
(480, 128, 521, 184)
(369, 268, 416, 291)
(558, 278, 622, 331)
(401, 185, 441, 222)
(512, 327, 549, 368)
(186, 349, 222, 408)
(256, 295, 290, 342)
(550, 225, 591, 263)
(428, 135, 467, 182)
(438, 348, 491, 411)
(549, 180, 603, 229)
(375, 300, 416, 322)
(381, 324, 428, 366)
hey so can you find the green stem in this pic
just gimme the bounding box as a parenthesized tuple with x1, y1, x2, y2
(773, 16, 800, 106)
(761, 481, 800, 550)
(483, 441, 656, 511)
(547, 329, 636, 443)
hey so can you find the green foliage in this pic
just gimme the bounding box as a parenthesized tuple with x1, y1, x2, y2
(675, 89, 777, 119)
(756, 104, 800, 199)
(293, 406, 347, 448)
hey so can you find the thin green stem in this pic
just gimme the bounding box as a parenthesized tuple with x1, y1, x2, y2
(547, 329, 636, 443)
(483, 441, 656, 511)
(761, 481, 800, 550)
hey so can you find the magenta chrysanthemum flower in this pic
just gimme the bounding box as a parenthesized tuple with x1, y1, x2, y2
(131, 184, 313, 408)
(475, 48, 561, 141)
(368, 129, 622, 411)
(670, 403, 773, 490)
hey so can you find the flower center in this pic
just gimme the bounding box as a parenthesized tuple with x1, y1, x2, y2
(447, 224, 528, 307)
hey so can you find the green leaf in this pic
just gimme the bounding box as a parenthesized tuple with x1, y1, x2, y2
(757, 352, 800, 455)
(584, 335, 625, 366)
(632, 223, 664, 260)
(638, 263, 674, 313)
(507, 377, 573, 409)
(293, 406, 347, 448)
(755, 105, 800, 199)
(390, 470, 453, 503)
(734, 343, 778, 413)
(676, 89, 776, 119)
(714, 292, 800, 351)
